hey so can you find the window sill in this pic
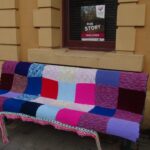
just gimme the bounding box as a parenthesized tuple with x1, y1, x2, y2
(28, 48, 144, 72)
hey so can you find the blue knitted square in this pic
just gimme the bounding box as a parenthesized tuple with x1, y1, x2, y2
(89, 106, 116, 117)
(3, 98, 25, 113)
(96, 70, 120, 87)
(25, 77, 42, 95)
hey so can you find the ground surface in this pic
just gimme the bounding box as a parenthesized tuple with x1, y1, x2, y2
(0, 121, 150, 150)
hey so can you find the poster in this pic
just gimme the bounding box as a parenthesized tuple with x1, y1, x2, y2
(81, 5, 105, 42)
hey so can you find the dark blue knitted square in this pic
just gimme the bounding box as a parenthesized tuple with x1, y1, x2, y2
(15, 62, 31, 76)
(0, 90, 8, 95)
(21, 102, 42, 117)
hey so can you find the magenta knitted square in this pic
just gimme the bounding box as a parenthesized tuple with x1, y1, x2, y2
(56, 108, 85, 126)
(75, 83, 96, 105)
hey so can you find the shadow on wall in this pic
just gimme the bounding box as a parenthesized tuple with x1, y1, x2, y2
(143, 91, 150, 129)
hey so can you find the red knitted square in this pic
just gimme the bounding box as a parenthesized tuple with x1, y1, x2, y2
(41, 78, 58, 99)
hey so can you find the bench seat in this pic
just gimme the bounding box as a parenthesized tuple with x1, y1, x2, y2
(0, 61, 148, 146)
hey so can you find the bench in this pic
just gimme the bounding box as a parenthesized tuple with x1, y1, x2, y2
(0, 61, 148, 150)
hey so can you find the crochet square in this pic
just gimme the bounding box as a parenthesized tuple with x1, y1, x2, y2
(0, 73, 14, 90)
(25, 77, 42, 95)
(107, 118, 140, 142)
(56, 109, 85, 126)
(11, 74, 27, 93)
(75, 68, 97, 83)
(43, 65, 59, 81)
(28, 63, 45, 77)
(95, 85, 119, 109)
(21, 101, 42, 117)
(15, 62, 31, 76)
(36, 105, 61, 121)
(41, 78, 58, 99)
(59, 66, 77, 83)
(3, 98, 25, 113)
(0, 90, 8, 95)
(89, 106, 116, 117)
(75, 83, 95, 105)
(117, 88, 146, 114)
(120, 72, 148, 92)
(114, 109, 142, 123)
(78, 113, 110, 133)
(96, 70, 120, 87)
(58, 82, 76, 102)
(2, 61, 18, 74)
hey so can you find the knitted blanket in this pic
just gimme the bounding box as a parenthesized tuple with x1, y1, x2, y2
(0, 61, 148, 142)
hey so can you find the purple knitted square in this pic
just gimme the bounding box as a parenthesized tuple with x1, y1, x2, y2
(114, 109, 142, 123)
(78, 113, 110, 133)
(1, 92, 21, 99)
(120, 72, 148, 92)
(96, 85, 119, 109)
(2, 61, 18, 74)
(107, 118, 140, 142)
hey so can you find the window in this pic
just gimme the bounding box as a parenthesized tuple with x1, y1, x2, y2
(62, 0, 118, 51)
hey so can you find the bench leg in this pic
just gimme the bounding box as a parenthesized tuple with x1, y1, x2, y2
(135, 140, 140, 150)
(0, 116, 9, 144)
(95, 132, 102, 150)
(120, 139, 132, 150)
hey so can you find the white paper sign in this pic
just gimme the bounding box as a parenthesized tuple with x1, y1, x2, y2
(96, 5, 105, 19)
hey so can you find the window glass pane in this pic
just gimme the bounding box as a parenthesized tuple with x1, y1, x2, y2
(69, 0, 117, 41)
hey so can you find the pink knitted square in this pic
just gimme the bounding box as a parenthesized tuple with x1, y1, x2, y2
(56, 109, 85, 126)
(75, 83, 95, 105)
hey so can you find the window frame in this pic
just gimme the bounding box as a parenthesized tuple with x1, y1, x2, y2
(62, 0, 116, 51)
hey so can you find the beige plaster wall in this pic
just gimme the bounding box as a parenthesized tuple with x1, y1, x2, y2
(136, 0, 150, 90)
(0, 0, 19, 61)
(19, 0, 38, 60)
(135, 0, 150, 128)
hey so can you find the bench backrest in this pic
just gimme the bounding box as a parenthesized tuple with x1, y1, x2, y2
(0, 61, 148, 116)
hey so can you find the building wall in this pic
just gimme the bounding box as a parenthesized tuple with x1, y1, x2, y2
(0, 0, 19, 62)
(0, 0, 150, 128)
(136, 0, 150, 128)
(136, 0, 150, 90)
(19, 0, 38, 60)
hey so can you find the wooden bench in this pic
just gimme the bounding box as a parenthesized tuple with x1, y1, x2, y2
(0, 61, 148, 150)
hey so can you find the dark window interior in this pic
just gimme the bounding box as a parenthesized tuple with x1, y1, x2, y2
(62, 0, 118, 51)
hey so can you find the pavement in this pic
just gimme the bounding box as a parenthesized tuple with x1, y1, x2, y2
(0, 121, 150, 150)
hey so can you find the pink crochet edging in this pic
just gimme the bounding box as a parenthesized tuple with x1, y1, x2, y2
(0, 113, 96, 144)
(0, 115, 9, 144)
